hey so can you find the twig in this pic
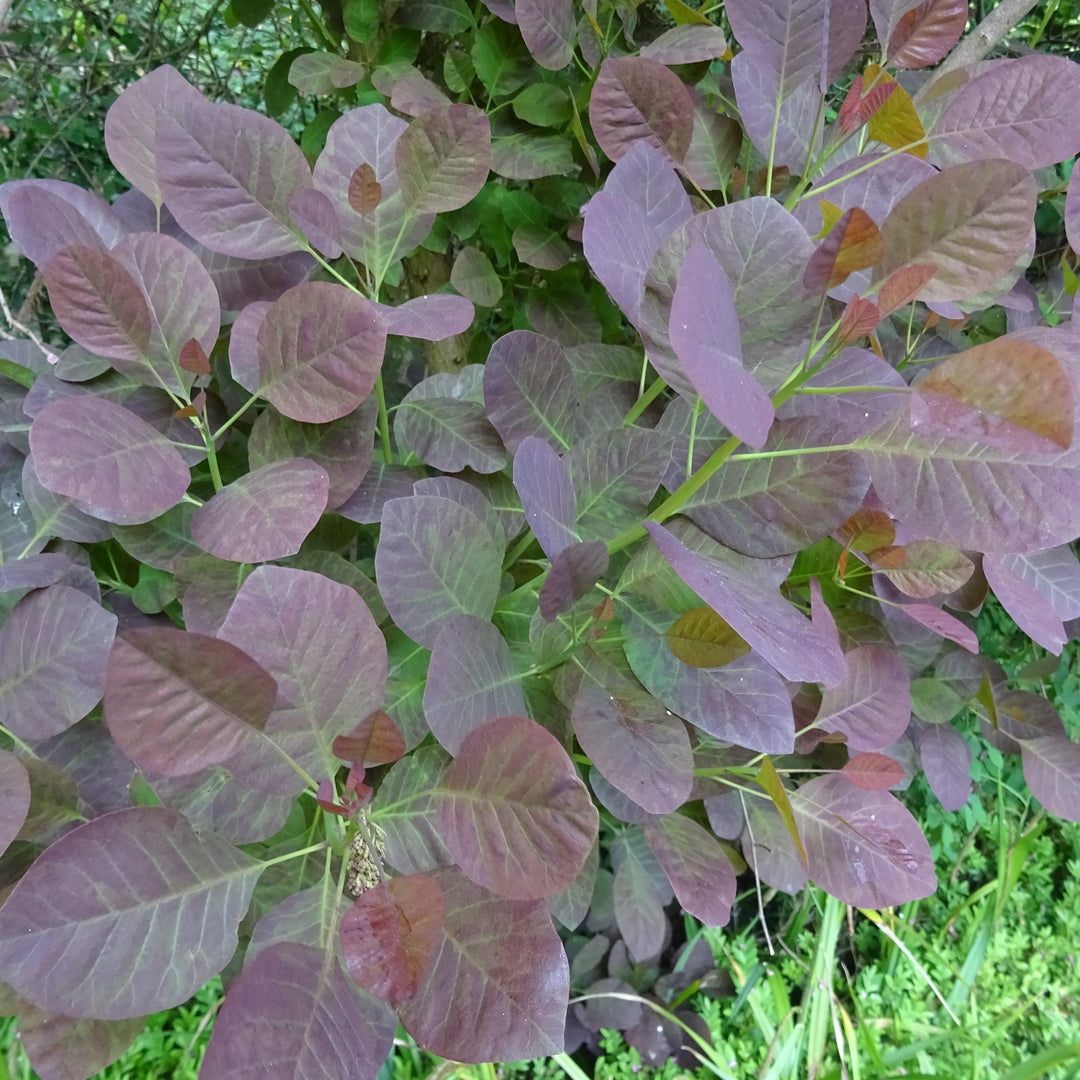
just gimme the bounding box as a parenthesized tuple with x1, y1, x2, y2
(0, 283, 48, 352)
(935, 0, 1043, 75)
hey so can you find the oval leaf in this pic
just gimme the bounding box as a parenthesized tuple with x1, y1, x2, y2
(191, 459, 329, 563)
(665, 607, 750, 668)
(0, 806, 261, 1019)
(435, 715, 599, 899)
(643, 813, 736, 928)
(395, 104, 491, 213)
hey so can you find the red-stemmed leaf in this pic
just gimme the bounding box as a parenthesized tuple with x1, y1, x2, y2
(340, 875, 446, 1008)
(0, 585, 117, 740)
(394, 867, 568, 1062)
(191, 459, 329, 563)
(0, 806, 261, 1019)
(792, 773, 936, 907)
(643, 813, 736, 927)
(103, 627, 277, 778)
(435, 715, 599, 899)
(840, 752, 906, 790)
(201, 942, 395, 1080)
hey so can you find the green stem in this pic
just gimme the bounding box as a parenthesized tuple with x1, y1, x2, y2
(622, 375, 667, 427)
(503, 528, 537, 570)
(260, 840, 330, 871)
(374, 373, 393, 463)
(0, 723, 34, 756)
(211, 392, 261, 441)
(726, 442, 859, 462)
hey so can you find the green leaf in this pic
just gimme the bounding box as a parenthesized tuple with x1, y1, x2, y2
(344, 0, 379, 44)
(264, 48, 310, 118)
(472, 21, 530, 98)
(757, 757, 808, 866)
(395, 0, 474, 33)
(513, 84, 573, 128)
(230, 0, 274, 27)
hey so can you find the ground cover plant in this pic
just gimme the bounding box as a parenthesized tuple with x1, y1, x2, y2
(2, 0, 1080, 1077)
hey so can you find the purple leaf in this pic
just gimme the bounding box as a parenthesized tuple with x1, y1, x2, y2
(869, 0, 924, 45)
(288, 187, 343, 258)
(411, 475, 506, 550)
(793, 773, 936, 906)
(518, 0, 575, 69)
(423, 616, 527, 754)
(336, 462, 425, 524)
(513, 435, 577, 558)
(110, 232, 221, 394)
(994, 545, 1080, 621)
(682, 89, 743, 192)
(857, 402, 1080, 554)
(396, 368, 506, 474)
(43, 245, 151, 362)
(0, 585, 116, 740)
(374, 744, 455, 875)
(932, 56, 1080, 170)
(156, 99, 312, 258)
(201, 248, 315, 309)
(217, 567, 388, 782)
(984, 555, 1067, 655)
(395, 867, 568, 1061)
(436, 715, 598, 899)
(247, 884, 348, 964)
(840, 752, 907, 790)
(12, 1001, 143, 1080)
(571, 682, 692, 816)
(104, 65, 204, 204)
(249, 282, 386, 423)
(51, 344, 114, 382)
(103, 627, 277, 777)
(288, 51, 367, 94)
(612, 840, 668, 961)
(876, 159, 1038, 302)
(644, 522, 846, 684)
(539, 541, 609, 620)
(742, 794, 808, 894)
(568, 429, 673, 542)
(582, 192, 658, 321)
(605, 141, 693, 238)
(0, 553, 71, 594)
(589, 57, 694, 163)
(112, 503, 200, 572)
(248, 398, 376, 510)
(916, 724, 972, 811)
(29, 397, 190, 525)
(395, 104, 491, 214)
(373, 293, 475, 340)
(2, 186, 108, 271)
(670, 243, 773, 449)
(644, 814, 736, 927)
(483, 330, 577, 452)
(0, 806, 261, 1019)
(375, 495, 502, 648)
(548, 839, 598, 930)
(730, 53, 823, 172)
(21, 458, 111, 544)
(682, 418, 869, 557)
(726, 0, 864, 96)
(0, 750, 30, 858)
(340, 874, 446, 1008)
(191, 459, 329, 563)
(313, 105, 433, 272)
(896, 602, 978, 653)
(816, 644, 912, 752)
(1020, 736, 1080, 822)
(201, 942, 395, 1080)
(147, 766, 294, 845)
(641, 25, 729, 64)
(622, 599, 796, 754)
(887, 0, 967, 68)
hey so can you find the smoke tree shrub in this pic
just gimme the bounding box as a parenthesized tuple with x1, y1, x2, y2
(1, 0, 1080, 1075)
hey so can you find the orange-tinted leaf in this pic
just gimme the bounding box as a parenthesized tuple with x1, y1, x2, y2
(838, 548, 848, 578)
(836, 508, 896, 553)
(593, 596, 615, 621)
(869, 544, 907, 569)
(757, 757, 807, 865)
(174, 404, 197, 418)
(876, 263, 937, 315)
(919, 338, 1074, 450)
(841, 752, 905, 790)
(880, 539, 974, 599)
(179, 338, 210, 375)
(804, 207, 885, 291)
(838, 296, 881, 342)
(837, 75, 898, 133)
(665, 606, 750, 668)
(332, 708, 407, 766)
(348, 163, 382, 215)
(864, 65, 927, 158)
(888, 0, 968, 70)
